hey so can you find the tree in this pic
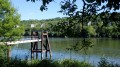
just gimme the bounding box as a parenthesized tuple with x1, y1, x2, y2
(0, 0, 24, 41)
(26, 0, 120, 28)
(27, 0, 120, 11)
(26, 0, 120, 38)
(27, 0, 54, 11)
(86, 0, 120, 10)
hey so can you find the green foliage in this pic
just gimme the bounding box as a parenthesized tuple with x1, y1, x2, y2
(0, 46, 9, 57)
(0, 58, 9, 67)
(0, 58, 29, 67)
(61, 59, 93, 67)
(98, 58, 120, 67)
(9, 58, 28, 67)
(0, 57, 120, 67)
(86, 0, 95, 3)
(84, 26, 96, 37)
(0, 0, 24, 41)
(27, 0, 120, 11)
(88, 0, 120, 11)
(0, 58, 93, 67)
(26, 0, 120, 38)
(97, 26, 113, 37)
(27, 0, 53, 11)
(81, 38, 93, 54)
(21, 16, 120, 38)
(36, 59, 61, 67)
(110, 12, 120, 22)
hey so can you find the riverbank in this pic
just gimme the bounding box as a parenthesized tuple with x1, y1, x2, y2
(0, 58, 119, 67)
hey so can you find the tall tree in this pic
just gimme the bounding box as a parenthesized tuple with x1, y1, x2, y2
(0, 0, 24, 41)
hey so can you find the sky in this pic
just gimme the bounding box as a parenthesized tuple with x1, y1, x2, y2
(10, 0, 83, 20)
(10, 0, 120, 20)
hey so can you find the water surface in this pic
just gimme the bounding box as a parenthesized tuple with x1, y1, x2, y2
(9, 38, 120, 64)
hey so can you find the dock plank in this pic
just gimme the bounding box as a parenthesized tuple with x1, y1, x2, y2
(0, 39, 41, 45)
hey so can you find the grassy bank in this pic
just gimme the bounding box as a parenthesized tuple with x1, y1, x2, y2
(0, 58, 93, 67)
(0, 58, 120, 67)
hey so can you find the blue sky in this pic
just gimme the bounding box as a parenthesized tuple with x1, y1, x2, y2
(10, 0, 83, 20)
(10, 0, 120, 20)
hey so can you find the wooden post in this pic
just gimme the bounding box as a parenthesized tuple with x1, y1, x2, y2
(41, 32, 43, 59)
(7, 46, 11, 63)
(41, 32, 52, 59)
(46, 32, 52, 58)
(36, 42, 38, 59)
(31, 31, 33, 59)
(45, 35, 48, 58)
(30, 31, 52, 60)
(36, 52, 38, 59)
(31, 31, 39, 59)
(31, 42, 33, 59)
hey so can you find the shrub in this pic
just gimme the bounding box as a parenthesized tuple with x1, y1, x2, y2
(61, 59, 93, 67)
(98, 58, 120, 67)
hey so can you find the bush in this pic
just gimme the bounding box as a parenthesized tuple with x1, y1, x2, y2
(61, 59, 93, 67)
(98, 58, 120, 67)
(81, 26, 96, 37)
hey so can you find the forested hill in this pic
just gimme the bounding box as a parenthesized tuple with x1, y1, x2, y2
(21, 17, 65, 24)
(20, 17, 68, 37)
(21, 13, 120, 38)
(21, 17, 66, 29)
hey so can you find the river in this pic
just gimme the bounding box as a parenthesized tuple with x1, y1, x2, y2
(9, 38, 120, 65)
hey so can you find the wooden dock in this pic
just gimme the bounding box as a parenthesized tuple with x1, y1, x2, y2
(0, 31, 52, 59)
